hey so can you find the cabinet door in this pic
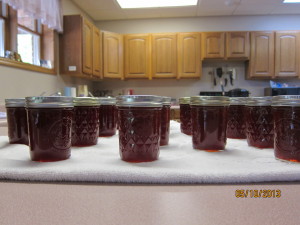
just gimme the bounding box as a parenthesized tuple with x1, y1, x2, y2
(226, 32, 249, 59)
(92, 27, 102, 78)
(152, 33, 177, 78)
(124, 34, 151, 79)
(202, 32, 225, 59)
(103, 31, 123, 79)
(275, 31, 300, 78)
(177, 32, 201, 78)
(248, 31, 275, 79)
(82, 18, 93, 75)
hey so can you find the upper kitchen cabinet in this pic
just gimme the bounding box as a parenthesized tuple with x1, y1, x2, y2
(202, 32, 249, 60)
(177, 32, 201, 78)
(60, 15, 102, 79)
(275, 31, 300, 78)
(124, 34, 151, 79)
(103, 31, 124, 79)
(152, 33, 177, 78)
(248, 31, 275, 79)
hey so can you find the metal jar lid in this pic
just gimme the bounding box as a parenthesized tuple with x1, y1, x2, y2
(5, 98, 25, 107)
(25, 96, 74, 108)
(116, 95, 162, 107)
(190, 96, 230, 106)
(73, 97, 100, 106)
(161, 96, 171, 105)
(229, 97, 249, 105)
(272, 95, 300, 106)
(97, 97, 116, 105)
(179, 97, 190, 104)
(247, 96, 272, 106)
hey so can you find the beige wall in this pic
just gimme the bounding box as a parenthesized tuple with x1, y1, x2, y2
(0, 0, 92, 104)
(94, 15, 300, 98)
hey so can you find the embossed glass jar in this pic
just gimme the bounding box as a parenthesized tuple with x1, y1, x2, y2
(97, 97, 117, 137)
(116, 95, 162, 162)
(272, 95, 300, 162)
(191, 96, 229, 151)
(72, 97, 100, 147)
(5, 98, 29, 145)
(160, 96, 171, 146)
(246, 97, 274, 149)
(179, 97, 191, 135)
(26, 96, 74, 162)
(227, 97, 248, 139)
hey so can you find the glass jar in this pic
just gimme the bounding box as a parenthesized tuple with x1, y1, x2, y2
(272, 95, 300, 162)
(179, 97, 191, 135)
(227, 97, 248, 139)
(97, 97, 117, 137)
(25, 96, 74, 162)
(116, 95, 162, 162)
(72, 97, 100, 147)
(190, 96, 229, 151)
(5, 98, 29, 145)
(246, 97, 274, 149)
(160, 96, 171, 146)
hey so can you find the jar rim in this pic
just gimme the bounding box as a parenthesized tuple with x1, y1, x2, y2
(25, 96, 74, 108)
(5, 98, 25, 107)
(116, 95, 162, 107)
(96, 97, 116, 105)
(247, 96, 272, 106)
(179, 97, 190, 104)
(73, 97, 100, 106)
(272, 95, 300, 106)
(190, 96, 230, 106)
(229, 97, 249, 105)
(161, 96, 171, 105)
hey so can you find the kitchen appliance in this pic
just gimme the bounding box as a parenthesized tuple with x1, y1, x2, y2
(264, 87, 300, 96)
(227, 88, 250, 97)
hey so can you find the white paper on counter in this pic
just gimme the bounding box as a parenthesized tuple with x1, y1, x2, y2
(0, 121, 300, 184)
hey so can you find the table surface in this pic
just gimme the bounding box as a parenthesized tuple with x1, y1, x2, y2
(1, 123, 300, 225)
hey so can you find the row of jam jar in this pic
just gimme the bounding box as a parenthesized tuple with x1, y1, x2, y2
(179, 95, 300, 163)
(5, 95, 172, 162)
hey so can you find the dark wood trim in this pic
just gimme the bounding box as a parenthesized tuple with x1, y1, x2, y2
(17, 24, 41, 36)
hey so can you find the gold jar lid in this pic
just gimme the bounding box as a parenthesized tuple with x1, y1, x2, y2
(73, 97, 100, 106)
(190, 96, 230, 106)
(179, 97, 190, 104)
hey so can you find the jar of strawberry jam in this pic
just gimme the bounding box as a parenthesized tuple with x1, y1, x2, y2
(179, 97, 191, 135)
(72, 97, 100, 147)
(246, 97, 273, 149)
(25, 96, 74, 162)
(272, 95, 300, 162)
(97, 97, 117, 137)
(190, 96, 229, 151)
(227, 97, 248, 139)
(116, 95, 162, 162)
(160, 96, 171, 146)
(5, 98, 29, 145)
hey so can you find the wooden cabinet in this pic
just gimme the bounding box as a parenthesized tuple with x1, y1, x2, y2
(59, 15, 102, 79)
(248, 31, 275, 79)
(103, 31, 124, 79)
(202, 32, 249, 60)
(275, 31, 300, 78)
(152, 33, 177, 78)
(124, 34, 151, 79)
(177, 32, 201, 78)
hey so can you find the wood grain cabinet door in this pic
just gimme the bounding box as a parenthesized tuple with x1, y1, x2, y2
(202, 32, 225, 59)
(124, 34, 151, 79)
(82, 18, 93, 75)
(103, 31, 123, 79)
(152, 33, 177, 78)
(177, 32, 201, 79)
(92, 27, 102, 78)
(275, 31, 300, 78)
(248, 31, 275, 79)
(226, 32, 250, 59)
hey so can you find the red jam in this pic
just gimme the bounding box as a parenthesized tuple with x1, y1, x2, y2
(99, 105, 117, 137)
(246, 106, 274, 148)
(227, 105, 246, 139)
(72, 106, 99, 146)
(6, 107, 29, 145)
(273, 106, 300, 162)
(160, 105, 170, 146)
(27, 108, 73, 162)
(191, 105, 228, 150)
(118, 107, 161, 162)
(180, 104, 192, 135)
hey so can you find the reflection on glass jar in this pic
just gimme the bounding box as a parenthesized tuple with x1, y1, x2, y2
(179, 97, 191, 135)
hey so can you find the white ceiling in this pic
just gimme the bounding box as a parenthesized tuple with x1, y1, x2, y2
(72, 0, 300, 21)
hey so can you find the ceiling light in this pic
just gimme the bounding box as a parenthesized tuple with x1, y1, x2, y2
(116, 0, 198, 9)
(283, 0, 300, 3)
